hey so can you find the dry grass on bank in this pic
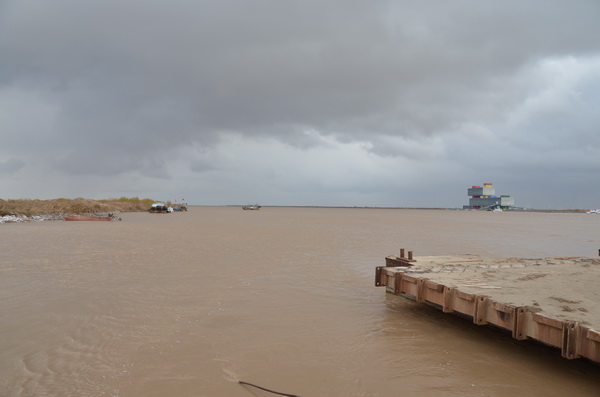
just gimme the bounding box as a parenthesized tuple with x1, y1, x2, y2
(0, 197, 156, 217)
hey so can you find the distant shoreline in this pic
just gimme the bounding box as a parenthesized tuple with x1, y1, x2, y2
(0, 197, 154, 218)
(2, 198, 596, 218)
(2, 205, 596, 224)
(230, 205, 595, 213)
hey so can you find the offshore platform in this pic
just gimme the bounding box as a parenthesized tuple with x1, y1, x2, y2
(464, 182, 514, 210)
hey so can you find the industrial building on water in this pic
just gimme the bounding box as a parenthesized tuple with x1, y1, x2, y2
(464, 183, 514, 210)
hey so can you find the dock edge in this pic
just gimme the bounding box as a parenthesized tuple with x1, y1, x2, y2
(376, 262, 600, 364)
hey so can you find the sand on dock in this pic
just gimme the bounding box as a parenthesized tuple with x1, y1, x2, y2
(395, 255, 600, 331)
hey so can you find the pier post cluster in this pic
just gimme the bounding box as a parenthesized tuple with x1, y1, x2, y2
(376, 249, 600, 364)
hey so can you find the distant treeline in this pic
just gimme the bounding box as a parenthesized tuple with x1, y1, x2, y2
(0, 197, 156, 216)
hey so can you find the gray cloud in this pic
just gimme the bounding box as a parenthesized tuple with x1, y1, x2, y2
(1, 0, 599, 207)
(0, 158, 24, 174)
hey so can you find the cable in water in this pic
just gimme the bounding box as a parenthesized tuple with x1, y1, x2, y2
(221, 365, 300, 397)
(238, 380, 301, 397)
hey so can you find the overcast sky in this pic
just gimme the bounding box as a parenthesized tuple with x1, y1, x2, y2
(1, 1, 599, 208)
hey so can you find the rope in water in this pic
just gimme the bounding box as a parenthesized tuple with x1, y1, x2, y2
(238, 380, 300, 397)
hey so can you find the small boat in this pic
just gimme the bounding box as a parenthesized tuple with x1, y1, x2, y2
(242, 204, 261, 210)
(64, 215, 114, 221)
(149, 203, 170, 213)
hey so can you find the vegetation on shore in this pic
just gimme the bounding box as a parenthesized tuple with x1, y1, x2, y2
(0, 197, 156, 217)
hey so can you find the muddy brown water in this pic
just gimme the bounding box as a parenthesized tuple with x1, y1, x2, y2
(1, 207, 599, 396)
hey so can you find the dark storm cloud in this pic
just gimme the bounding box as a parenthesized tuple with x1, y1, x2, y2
(1, 0, 599, 207)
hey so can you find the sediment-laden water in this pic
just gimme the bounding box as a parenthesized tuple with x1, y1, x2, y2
(1, 207, 599, 396)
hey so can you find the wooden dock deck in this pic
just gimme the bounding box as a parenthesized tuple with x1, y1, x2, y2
(375, 250, 600, 364)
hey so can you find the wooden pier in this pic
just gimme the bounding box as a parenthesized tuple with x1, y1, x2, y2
(376, 250, 600, 364)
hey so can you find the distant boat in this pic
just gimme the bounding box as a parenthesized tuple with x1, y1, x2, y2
(586, 209, 600, 214)
(242, 204, 261, 210)
(64, 215, 115, 221)
(149, 203, 171, 213)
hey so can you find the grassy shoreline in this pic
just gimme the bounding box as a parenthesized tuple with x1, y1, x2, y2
(2, 199, 595, 217)
(0, 197, 156, 217)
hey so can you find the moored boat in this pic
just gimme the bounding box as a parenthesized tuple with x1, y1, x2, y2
(149, 203, 171, 213)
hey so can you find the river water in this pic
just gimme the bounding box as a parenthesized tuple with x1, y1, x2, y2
(1, 207, 599, 396)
